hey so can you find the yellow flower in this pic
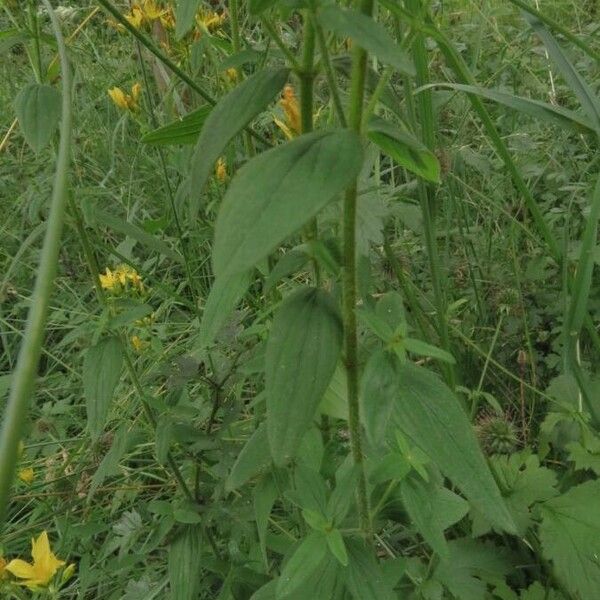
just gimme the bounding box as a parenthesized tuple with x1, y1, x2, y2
(215, 157, 227, 183)
(5, 531, 65, 589)
(141, 0, 165, 20)
(278, 85, 301, 138)
(224, 68, 238, 83)
(131, 335, 149, 353)
(18, 468, 34, 485)
(124, 5, 145, 28)
(196, 9, 226, 32)
(99, 267, 119, 291)
(108, 83, 142, 111)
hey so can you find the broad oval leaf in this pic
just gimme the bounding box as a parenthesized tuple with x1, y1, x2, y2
(319, 6, 415, 76)
(391, 360, 517, 533)
(368, 118, 440, 183)
(267, 287, 343, 465)
(213, 130, 363, 278)
(141, 105, 212, 145)
(15, 83, 61, 152)
(189, 67, 289, 218)
(343, 538, 396, 600)
(84, 336, 123, 442)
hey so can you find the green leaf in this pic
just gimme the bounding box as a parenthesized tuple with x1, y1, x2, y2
(84, 337, 123, 442)
(327, 464, 358, 524)
(291, 464, 328, 514)
(141, 105, 212, 145)
(368, 118, 440, 183)
(14, 83, 61, 152)
(326, 529, 348, 566)
(0, 29, 31, 54)
(225, 423, 272, 491)
(276, 533, 329, 599)
(175, 0, 201, 39)
(92, 208, 183, 263)
(266, 287, 343, 465)
(343, 538, 396, 600)
(213, 130, 363, 278)
(264, 249, 310, 292)
(190, 68, 290, 218)
(320, 363, 348, 420)
(423, 82, 598, 135)
(392, 361, 516, 533)
(538, 479, 600, 598)
(254, 475, 278, 567)
(433, 538, 513, 600)
(360, 350, 401, 446)
(197, 269, 252, 349)
(168, 526, 203, 600)
(524, 13, 600, 131)
(400, 474, 469, 558)
(404, 337, 456, 364)
(319, 6, 415, 76)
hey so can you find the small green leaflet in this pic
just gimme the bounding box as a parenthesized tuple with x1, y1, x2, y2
(141, 105, 212, 145)
(266, 287, 343, 465)
(15, 83, 62, 152)
(213, 130, 363, 278)
(83, 337, 123, 442)
(225, 423, 271, 491)
(189, 67, 289, 218)
(319, 6, 415, 76)
(368, 118, 441, 183)
(168, 525, 203, 599)
(175, 0, 202, 39)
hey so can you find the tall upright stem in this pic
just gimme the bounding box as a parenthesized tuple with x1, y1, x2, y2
(343, 0, 374, 539)
(0, 0, 72, 524)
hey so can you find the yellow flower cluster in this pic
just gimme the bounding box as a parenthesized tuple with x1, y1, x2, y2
(99, 264, 145, 295)
(124, 0, 174, 30)
(275, 85, 301, 139)
(196, 9, 227, 33)
(17, 467, 34, 484)
(108, 83, 142, 112)
(2, 532, 71, 590)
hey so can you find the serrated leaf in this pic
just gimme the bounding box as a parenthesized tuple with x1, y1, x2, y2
(84, 337, 123, 442)
(15, 83, 61, 152)
(190, 68, 289, 217)
(168, 525, 203, 599)
(368, 118, 441, 182)
(141, 105, 212, 145)
(213, 130, 364, 278)
(392, 361, 516, 533)
(319, 6, 415, 76)
(538, 479, 600, 598)
(266, 287, 343, 465)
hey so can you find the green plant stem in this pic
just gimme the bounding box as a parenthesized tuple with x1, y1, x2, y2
(311, 14, 347, 127)
(260, 16, 302, 71)
(342, 0, 374, 540)
(96, 0, 269, 146)
(0, 0, 72, 525)
(27, 0, 43, 83)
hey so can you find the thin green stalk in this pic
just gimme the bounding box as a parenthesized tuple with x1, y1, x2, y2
(260, 16, 302, 71)
(27, 0, 43, 83)
(343, 0, 374, 539)
(68, 200, 195, 502)
(96, 0, 269, 146)
(311, 13, 347, 127)
(0, 0, 72, 524)
(133, 39, 201, 317)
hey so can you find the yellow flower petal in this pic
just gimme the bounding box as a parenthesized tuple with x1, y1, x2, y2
(5, 559, 36, 580)
(215, 157, 227, 182)
(108, 87, 129, 110)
